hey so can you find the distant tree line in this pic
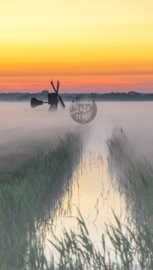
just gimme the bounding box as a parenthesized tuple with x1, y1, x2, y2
(1, 90, 153, 102)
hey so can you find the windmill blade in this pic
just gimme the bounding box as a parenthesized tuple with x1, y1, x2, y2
(57, 81, 59, 94)
(50, 81, 57, 93)
(58, 96, 65, 108)
(51, 80, 65, 108)
(58, 99, 63, 108)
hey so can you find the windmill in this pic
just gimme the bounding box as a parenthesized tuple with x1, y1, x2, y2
(31, 80, 65, 111)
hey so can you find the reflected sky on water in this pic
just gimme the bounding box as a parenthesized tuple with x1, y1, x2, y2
(1, 101, 153, 260)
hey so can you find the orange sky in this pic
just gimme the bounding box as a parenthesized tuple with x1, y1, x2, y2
(0, 0, 153, 93)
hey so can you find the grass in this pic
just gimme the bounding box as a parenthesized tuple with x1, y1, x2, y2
(106, 127, 153, 223)
(0, 132, 83, 270)
(2, 127, 153, 270)
(48, 208, 153, 270)
(0, 140, 47, 183)
(46, 128, 153, 270)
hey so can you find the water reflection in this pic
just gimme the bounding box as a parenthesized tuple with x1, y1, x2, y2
(1, 101, 153, 267)
(44, 142, 125, 264)
(0, 131, 84, 269)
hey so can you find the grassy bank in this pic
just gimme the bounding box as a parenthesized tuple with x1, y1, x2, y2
(106, 127, 153, 223)
(2, 127, 153, 270)
(48, 208, 153, 270)
(0, 132, 83, 270)
(47, 128, 153, 270)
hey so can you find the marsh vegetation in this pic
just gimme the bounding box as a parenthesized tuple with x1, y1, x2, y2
(44, 128, 153, 270)
(0, 132, 83, 269)
(1, 102, 153, 269)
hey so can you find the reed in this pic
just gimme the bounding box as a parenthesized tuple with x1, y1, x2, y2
(48, 128, 153, 270)
(2, 127, 153, 270)
(0, 132, 83, 270)
(106, 127, 153, 223)
(48, 208, 153, 269)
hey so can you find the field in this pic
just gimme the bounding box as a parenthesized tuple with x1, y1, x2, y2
(45, 128, 153, 270)
(1, 102, 153, 269)
(0, 131, 84, 269)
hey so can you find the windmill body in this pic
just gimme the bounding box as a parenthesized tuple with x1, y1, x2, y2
(31, 80, 65, 111)
(48, 93, 58, 110)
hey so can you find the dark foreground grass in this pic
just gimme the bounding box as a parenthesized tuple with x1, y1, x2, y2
(2, 128, 153, 270)
(47, 129, 153, 270)
(48, 208, 153, 270)
(0, 132, 83, 270)
(106, 127, 153, 224)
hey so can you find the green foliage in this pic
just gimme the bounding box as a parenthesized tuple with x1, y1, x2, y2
(0, 132, 82, 270)
(2, 127, 153, 270)
(48, 209, 153, 270)
(48, 129, 153, 269)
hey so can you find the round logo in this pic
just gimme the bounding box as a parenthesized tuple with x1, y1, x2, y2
(69, 94, 97, 124)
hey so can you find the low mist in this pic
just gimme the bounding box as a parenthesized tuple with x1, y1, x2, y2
(1, 101, 153, 179)
(0, 102, 88, 177)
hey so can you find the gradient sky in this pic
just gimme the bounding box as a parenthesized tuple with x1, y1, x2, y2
(0, 0, 153, 93)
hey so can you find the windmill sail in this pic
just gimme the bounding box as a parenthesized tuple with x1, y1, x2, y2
(50, 80, 65, 109)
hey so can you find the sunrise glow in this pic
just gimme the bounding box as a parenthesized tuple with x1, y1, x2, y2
(0, 0, 153, 93)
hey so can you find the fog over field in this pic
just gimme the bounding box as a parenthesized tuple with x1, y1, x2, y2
(1, 101, 153, 178)
(0, 102, 85, 176)
(1, 101, 153, 268)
